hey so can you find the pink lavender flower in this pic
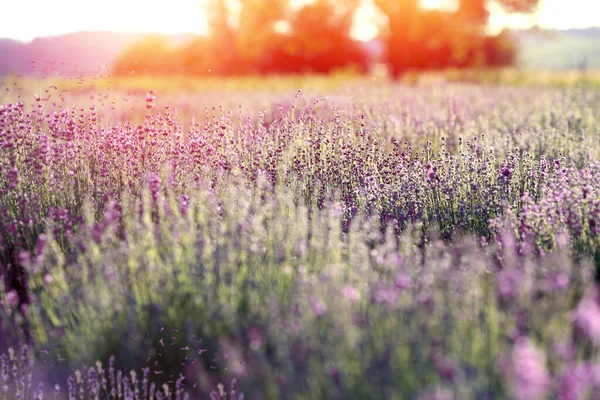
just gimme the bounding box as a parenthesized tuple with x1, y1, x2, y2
(341, 285, 360, 303)
(145, 90, 156, 110)
(572, 288, 600, 346)
(507, 338, 550, 400)
(557, 362, 598, 400)
(553, 273, 570, 291)
(497, 268, 524, 301)
(248, 326, 264, 351)
(311, 298, 327, 317)
(43, 274, 53, 285)
(5, 290, 19, 309)
(372, 284, 398, 305)
(394, 273, 411, 290)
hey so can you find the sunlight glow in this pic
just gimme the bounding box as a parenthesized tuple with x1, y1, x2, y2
(0, 0, 598, 43)
(351, 0, 385, 42)
(419, 0, 458, 12)
(1, 0, 210, 42)
(488, 0, 600, 34)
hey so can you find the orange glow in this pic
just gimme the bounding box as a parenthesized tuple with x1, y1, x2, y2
(1, 0, 599, 79)
(0, 0, 598, 43)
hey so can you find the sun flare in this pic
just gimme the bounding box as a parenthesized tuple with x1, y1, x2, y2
(1, 0, 599, 43)
(2, 0, 210, 42)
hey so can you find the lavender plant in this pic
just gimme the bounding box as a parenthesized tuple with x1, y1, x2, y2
(0, 79, 599, 398)
(0, 346, 237, 400)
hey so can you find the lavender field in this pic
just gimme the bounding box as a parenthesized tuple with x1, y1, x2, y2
(1, 78, 600, 399)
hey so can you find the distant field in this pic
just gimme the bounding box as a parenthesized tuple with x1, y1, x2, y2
(518, 33, 600, 70)
(2, 68, 599, 103)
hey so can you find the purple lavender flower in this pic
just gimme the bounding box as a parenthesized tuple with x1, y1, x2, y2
(557, 362, 598, 400)
(572, 289, 600, 346)
(341, 285, 360, 303)
(507, 338, 549, 400)
(497, 268, 524, 302)
(6, 290, 19, 309)
(311, 298, 328, 317)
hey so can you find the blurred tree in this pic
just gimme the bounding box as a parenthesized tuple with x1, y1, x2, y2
(484, 29, 517, 67)
(204, 0, 241, 74)
(375, 0, 541, 77)
(111, 0, 537, 77)
(174, 37, 213, 76)
(201, 0, 367, 74)
(375, 0, 420, 76)
(111, 36, 174, 76)
(263, 0, 367, 73)
(114, 0, 369, 76)
(235, 0, 289, 73)
(457, 0, 490, 24)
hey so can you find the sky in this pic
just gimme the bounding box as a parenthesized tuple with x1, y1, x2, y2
(0, 0, 599, 43)
(487, 0, 600, 34)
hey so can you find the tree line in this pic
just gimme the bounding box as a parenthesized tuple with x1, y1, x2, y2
(112, 0, 540, 77)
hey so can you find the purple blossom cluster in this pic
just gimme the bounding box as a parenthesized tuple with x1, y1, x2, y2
(0, 346, 238, 400)
(0, 81, 599, 398)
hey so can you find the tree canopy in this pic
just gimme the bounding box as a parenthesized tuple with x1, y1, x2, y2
(112, 0, 541, 77)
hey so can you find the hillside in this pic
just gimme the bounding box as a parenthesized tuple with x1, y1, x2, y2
(1, 28, 599, 77)
(0, 32, 194, 77)
(515, 27, 600, 70)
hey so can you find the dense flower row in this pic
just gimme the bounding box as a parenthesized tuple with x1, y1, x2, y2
(0, 345, 242, 400)
(0, 82, 599, 398)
